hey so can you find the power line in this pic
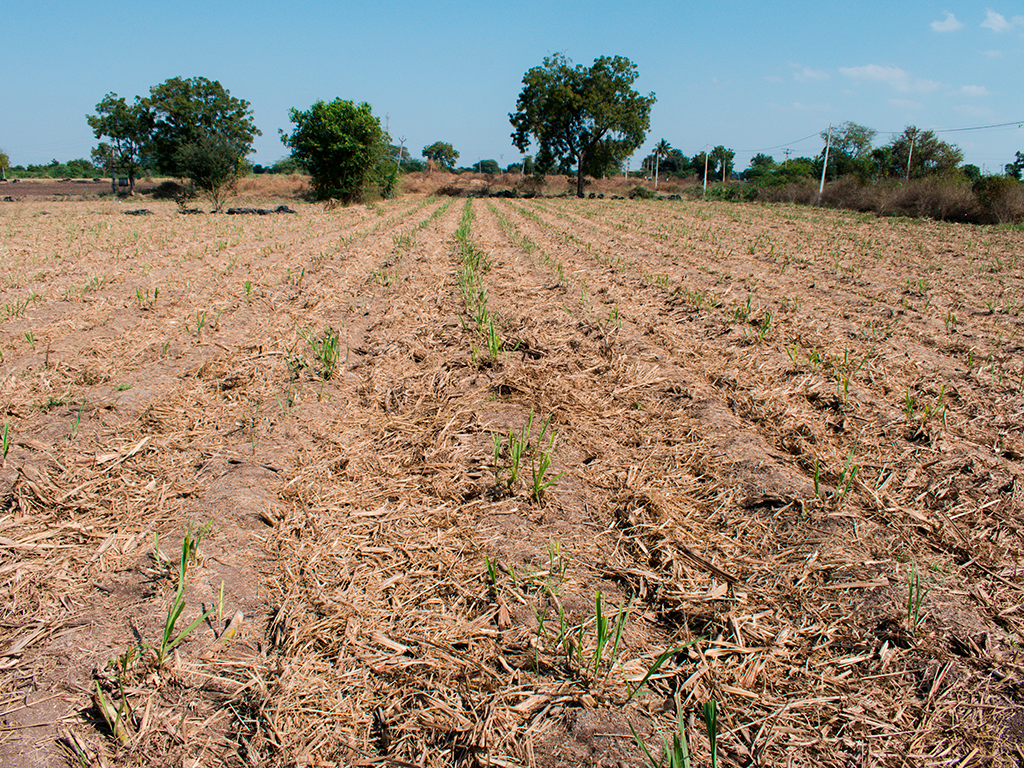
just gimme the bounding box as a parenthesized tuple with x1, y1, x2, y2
(733, 119, 1024, 157)
(737, 130, 823, 153)
(932, 119, 1024, 134)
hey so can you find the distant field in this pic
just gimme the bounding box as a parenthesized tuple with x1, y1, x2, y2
(1, 196, 1022, 767)
(0, 178, 115, 198)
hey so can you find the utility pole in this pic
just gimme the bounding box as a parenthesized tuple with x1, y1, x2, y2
(905, 133, 916, 182)
(784, 148, 792, 166)
(817, 124, 832, 207)
(703, 142, 709, 196)
(397, 136, 406, 170)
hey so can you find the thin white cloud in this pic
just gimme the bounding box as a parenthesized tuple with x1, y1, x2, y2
(931, 12, 963, 31)
(794, 67, 829, 82)
(793, 101, 831, 112)
(955, 104, 995, 117)
(981, 10, 1024, 31)
(982, 49, 1003, 57)
(889, 98, 924, 110)
(960, 84, 991, 96)
(982, 10, 1010, 31)
(839, 64, 942, 93)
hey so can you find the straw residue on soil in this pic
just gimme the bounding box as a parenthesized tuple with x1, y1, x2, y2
(1, 195, 1022, 767)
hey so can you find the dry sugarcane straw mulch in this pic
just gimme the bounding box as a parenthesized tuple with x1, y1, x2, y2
(1, 191, 1023, 767)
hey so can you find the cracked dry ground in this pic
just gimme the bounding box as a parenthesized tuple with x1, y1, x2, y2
(1, 195, 1023, 767)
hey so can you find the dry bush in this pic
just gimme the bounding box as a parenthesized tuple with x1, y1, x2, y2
(819, 176, 885, 212)
(400, 171, 687, 199)
(399, 171, 464, 196)
(434, 182, 467, 197)
(755, 178, 819, 205)
(514, 175, 546, 196)
(974, 176, 1024, 224)
(887, 176, 981, 222)
(149, 180, 186, 200)
(233, 173, 309, 201)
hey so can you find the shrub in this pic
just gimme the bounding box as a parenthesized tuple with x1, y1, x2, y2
(283, 99, 387, 204)
(767, 178, 819, 205)
(435, 183, 465, 197)
(174, 133, 242, 212)
(819, 176, 884, 212)
(704, 183, 757, 202)
(974, 176, 1024, 224)
(150, 180, 186, 200)
(888, 176, 980, 222)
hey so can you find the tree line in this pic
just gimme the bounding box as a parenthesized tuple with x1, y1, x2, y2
(2, 57, 1020, 209)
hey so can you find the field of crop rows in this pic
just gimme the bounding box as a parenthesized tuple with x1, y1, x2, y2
(1, 196, 1023, 767)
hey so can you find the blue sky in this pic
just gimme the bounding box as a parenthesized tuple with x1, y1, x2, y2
(3, 1, 1022, 174)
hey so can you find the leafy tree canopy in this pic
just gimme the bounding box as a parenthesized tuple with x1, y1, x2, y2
(658, 149, 690, 177)
(874, 126, 963, 179)
(962, 164, 983, 184)
(1004, 151, 1024, 181)
(283, 99, 388, 203)
(510, 54, 655, 197)
(422, 141, 459, 171)
(475, 159, 500, 175)
(86, 92, 152, 193)
(146, 77, 260, 177)
(0, 147, 8, 180)
(175, 132, 243, 211)
(822, 121, 877, 181)
(711, 145, 736, 180)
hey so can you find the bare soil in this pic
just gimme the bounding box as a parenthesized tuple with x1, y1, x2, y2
(0, 179, 140, 200)
(1, 193, 1022, 767)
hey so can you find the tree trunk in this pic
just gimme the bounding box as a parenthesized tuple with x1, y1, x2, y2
(576, 150, 585, 198)
(129, 173, 136, 196)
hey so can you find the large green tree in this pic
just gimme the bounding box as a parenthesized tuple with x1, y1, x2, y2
(510, 54, 655, 197)
(146, 77, 260, 178)
(821, 121, 877, 181)
(658, 148, 690, 177)
(283, 99, 388, 203)
(653, 138, 671, 189)
(86, 93, 152, 194)
(422, 141, 459, 171)
(0, 147, 8, 181)
(1006, 152, 1024, 181)
(711, 145, 736, 181)
(744, 153, 776, 182)
(874, 126, 963, 179)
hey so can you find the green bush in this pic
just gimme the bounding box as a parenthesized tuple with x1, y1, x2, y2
(704, 183, 757, 202)
(283, 99, 387, 204)
(175, 133, 242, 211)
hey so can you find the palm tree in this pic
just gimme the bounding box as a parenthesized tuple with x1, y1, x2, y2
(653, 139, 671, 190)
